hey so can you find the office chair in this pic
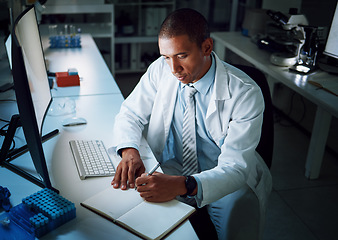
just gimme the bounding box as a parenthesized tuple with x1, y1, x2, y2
(190, 64, 274, 239)
(233, 64, 274, 169)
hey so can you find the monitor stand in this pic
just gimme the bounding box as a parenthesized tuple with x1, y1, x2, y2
(317, 55, 338, 74)
(0, 114, 59, 193)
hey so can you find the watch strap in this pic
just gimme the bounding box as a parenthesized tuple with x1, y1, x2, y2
(180, 176, 197, 198)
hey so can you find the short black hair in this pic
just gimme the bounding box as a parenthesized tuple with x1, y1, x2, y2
(159, 8, 210, 48)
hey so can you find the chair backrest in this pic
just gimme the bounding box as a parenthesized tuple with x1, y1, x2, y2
(233, 64, 274, 169)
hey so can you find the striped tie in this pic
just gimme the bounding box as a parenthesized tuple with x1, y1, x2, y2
(182, 85, 198, 176)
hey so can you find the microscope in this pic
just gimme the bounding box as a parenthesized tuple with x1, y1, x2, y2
(260, 9, 318, 74)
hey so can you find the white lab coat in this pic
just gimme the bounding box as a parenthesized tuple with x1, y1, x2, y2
(112, 52, 272, 212)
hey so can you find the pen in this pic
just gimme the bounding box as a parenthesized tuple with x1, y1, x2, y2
(147, 162, 161, 176)
(135, 162, 161, 190)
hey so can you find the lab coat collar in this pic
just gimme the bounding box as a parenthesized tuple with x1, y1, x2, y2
(212, 52, 231, 101)
(157, 52, 232, 145)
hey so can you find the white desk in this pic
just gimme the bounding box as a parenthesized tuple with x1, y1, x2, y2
(211, 31, 338, 179)
(1, 94, 197, 240)
(42, 34, 121, 98)
(0, 34, 198, 239)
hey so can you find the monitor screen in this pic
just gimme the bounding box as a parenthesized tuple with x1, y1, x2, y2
(14, 7, 51, 133)
(323, 2, 338, 59)
(11, 5, 54, 189)
(5, 34, 12, 69)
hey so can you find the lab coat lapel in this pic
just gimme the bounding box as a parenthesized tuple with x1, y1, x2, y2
(146, 68, 178, 160)
(205, 53, 231, 147)
(160, 76, 179, 140)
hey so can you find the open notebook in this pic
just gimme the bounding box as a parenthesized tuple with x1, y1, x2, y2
(81, 186, 196, 240)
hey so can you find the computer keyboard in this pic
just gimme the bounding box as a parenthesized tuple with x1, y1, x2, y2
(69, 140, 115, 180)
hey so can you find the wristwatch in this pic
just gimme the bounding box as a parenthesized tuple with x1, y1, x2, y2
(180, 176, 197, 198)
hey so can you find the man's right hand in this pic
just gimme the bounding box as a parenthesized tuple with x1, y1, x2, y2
(111, 148, 145, 190)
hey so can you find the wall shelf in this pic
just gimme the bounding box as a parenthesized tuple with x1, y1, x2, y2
(41, 1, 175, 74)
(40, 4, 115, 73)
(113, 0, 175, 73)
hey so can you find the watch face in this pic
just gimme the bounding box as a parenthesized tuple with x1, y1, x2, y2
(186, 176, 197, 195)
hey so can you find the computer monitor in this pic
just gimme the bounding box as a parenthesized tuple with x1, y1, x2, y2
(0, 34, 14, 93)
(318, 2, 338, 73)
(0, 5, 57, 191)
(323, 3, 338, 60)
(5, 34, 12, 69)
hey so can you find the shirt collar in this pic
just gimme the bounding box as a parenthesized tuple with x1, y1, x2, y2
(180, 54, 215, 95)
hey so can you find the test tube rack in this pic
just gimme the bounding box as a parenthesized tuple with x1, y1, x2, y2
(0, 188, 76, 239)
(49, 34, 81, 48)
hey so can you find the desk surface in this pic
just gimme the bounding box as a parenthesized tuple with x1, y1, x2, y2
(1, 34, 198, 239)
(211, 32, 338, 118)
(42, 34, 121, 98)
(211, 31, 337, 179)
(1, 94, 197, 240)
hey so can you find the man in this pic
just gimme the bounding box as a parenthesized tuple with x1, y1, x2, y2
(111, 8, 272, 240)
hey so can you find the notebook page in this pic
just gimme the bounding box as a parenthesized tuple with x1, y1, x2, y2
(81, 187, 143, 220)
(117, 199, 196, 240)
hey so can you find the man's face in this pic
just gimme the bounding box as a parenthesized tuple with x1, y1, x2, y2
(159, 35, 212, 84)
